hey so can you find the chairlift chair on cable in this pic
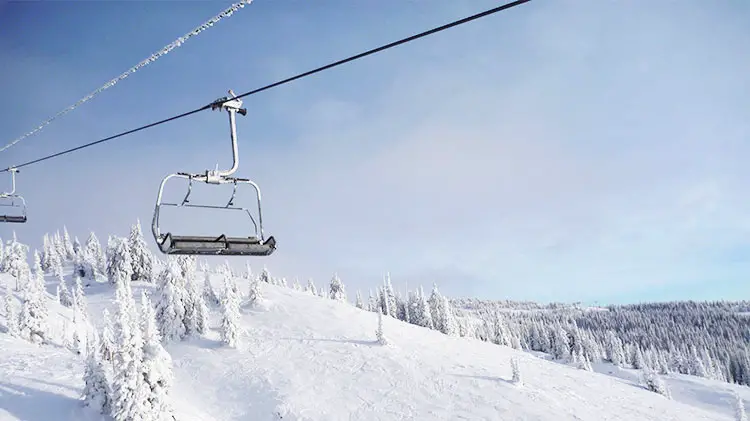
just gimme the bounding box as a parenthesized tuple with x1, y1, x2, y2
(0, 168, 27, 223)
(151, 90, 276, 256)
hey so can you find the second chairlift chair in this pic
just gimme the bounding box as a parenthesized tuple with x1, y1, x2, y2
(151, 90, 276, 256)
(0, 168, 27, 224)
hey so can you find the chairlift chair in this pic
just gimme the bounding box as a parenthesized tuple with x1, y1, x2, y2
(0, 168, 27, 223)
(151, 90, 276, 256)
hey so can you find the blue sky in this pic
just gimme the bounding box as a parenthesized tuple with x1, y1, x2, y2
(0, 0, 749, 305)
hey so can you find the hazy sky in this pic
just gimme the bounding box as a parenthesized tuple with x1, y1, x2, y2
(0, 0, 748, 305)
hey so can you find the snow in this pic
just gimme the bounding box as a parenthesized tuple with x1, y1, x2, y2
(0, 269, 748, 421)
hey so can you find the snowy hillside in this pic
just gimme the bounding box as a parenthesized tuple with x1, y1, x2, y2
(0, 227, 749, 421)
(0, 272, 747, 420)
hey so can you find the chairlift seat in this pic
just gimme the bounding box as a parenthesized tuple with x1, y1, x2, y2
(0, 215, 26, 223)
(157, 233, 276, 256)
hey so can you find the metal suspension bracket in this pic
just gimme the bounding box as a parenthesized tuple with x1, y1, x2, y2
(1, 167, 19, 197)
(205, 89, 247, 183)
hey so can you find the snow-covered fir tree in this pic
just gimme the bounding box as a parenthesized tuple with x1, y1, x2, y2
(19, 252, 48, 343)
(41, 234, 53, 272)
(110, 277, 151, 421)
(441, 295, 458, 336)
(202, 271, 219, 307)
(305, 278, 317, 296)
(57, 274, 73, 307)
(367, 289, 376, 312)
(220, 272, 241, 348)
(247, 272, 262, 305)
(5, 234, 30, 290)
(100, 308, 116, 364)
(4, 286, 18, 337)
(412, 286, 433, 329)
(70, 306, 84, 355)
(154, 259, 187, 342)
(258, 266, 271, 284)
(85, 232, 106, 277)
(106, 236, 133, 286)
(329, 273, 346, 302)
(511, 357, 522, 384)
(243, 262, 253, 281)
(140, 290, 175, 420)
(73, 275, 87, 322)
(735, 391, 748, 421)
(376, 308, 388, 345)
(177, 256, 201, 338)
(128, 220, 154, 282)
(640, 367, 671, 399)
(355, 291, 364, 309)
(382, 273, 397, 318)
(62, 226, 75, 260)
(81, 331, 112, 415)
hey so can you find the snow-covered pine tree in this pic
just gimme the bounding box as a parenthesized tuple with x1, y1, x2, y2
(70, 297, 85, 354)
(53, 231, 65, 265)
(62, 226, 75, 260)
(689, 345, 708, 378)
(107, 237, 133, 286)
(41, 234, 52, 272)
(305, 278, 317, 296)
(415, 286, 433, 329)
(202, 271, 219, 307)
(428, 284, 445, 332)
(259, 266, 271, 284)
(355, 291, 364, 309)
(440, 295, 458, 336)
(735, 391, 748, 421)
(81, 331, 111, 415)
(5, 234, 30, 290)
(641, 367, 671, 399)
(177, 256, 200, 338)
(376, 308, 388, 345)
(577, 349, 593, 371)
(19, 253, 48, 343)
(247, 272, 262, 305)
(140, 290, 175, 420)
(128, 220, 154, 282)
(100, 308, 116, 364)
(73, 275, 87, 321)
(73, 236, 82, 255)
(292, 278, 302, 291)
(368, 289, 376, 312)
(154, 259, 187, 342)
(4, 287, 18, 337)
(383, 273, 397, 318)
(85, 232, 106, 277)
(110, 278, 150, 421)
(57, 274, 73, 307)
(329, 273, 346, 302)
(511, 357, 522, 384)
(243, 262, 252, 281)
(220, 272, 241, 348)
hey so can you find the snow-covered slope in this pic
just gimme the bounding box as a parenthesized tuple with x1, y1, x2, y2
(0, 270, 746, 421)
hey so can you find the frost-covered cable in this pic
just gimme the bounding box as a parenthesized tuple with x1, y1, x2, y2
(0, 0, 253, 154)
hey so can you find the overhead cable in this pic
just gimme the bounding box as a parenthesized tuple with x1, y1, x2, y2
(1, 0, 532, 173)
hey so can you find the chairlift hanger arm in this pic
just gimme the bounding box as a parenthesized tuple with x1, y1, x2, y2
(0, 168, 18, 197)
